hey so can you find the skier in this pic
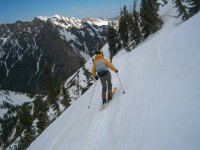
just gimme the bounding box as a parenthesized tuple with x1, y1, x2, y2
(92, 51, 118, 105)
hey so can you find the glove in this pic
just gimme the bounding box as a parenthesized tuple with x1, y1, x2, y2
(115, 70, 118, 73)
(95, 76, 99, 80)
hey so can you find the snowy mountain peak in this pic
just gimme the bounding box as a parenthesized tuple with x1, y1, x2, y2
(82, 17, 110, 26)
(36, 16, 49, 22)
(36, 15, 112, 29)
(0, 13, 109, 94)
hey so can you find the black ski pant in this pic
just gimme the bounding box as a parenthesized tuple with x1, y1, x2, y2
(100, 71, 112, 103)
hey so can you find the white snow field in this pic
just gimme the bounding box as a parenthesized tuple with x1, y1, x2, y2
(28, 9, 200, 150)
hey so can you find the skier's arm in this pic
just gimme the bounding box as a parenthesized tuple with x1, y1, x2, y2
(92, 63, 96, 79)
(104, 59, 117, 72)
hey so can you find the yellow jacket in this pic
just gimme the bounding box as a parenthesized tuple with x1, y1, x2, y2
(92, 54, 117, 79)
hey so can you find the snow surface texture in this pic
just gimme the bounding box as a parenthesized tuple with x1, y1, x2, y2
(28, 10, 200, 150)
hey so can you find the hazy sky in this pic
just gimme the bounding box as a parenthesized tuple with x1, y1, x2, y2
(0, 0, 138, 24)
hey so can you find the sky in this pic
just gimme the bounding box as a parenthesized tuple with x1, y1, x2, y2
(0, 0, 137, 24)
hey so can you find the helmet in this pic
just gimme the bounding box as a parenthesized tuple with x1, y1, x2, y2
(95, 51, 102, 55)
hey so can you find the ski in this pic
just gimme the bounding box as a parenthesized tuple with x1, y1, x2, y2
(99, 87, 117, 111)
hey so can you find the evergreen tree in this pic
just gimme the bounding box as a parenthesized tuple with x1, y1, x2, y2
(43, 64, 55, 104)
(127, 0, 141, 48)
(126, 11, 135, 51)
(61, 83, 71, 108)
(17, 129, 34, 150)
(140, 0, 163, 38)
(43, 64, 59, 110)
(15, 102, 33, 150)
(189, 0, 200, 16)
(37, 110, 49, 133)
(83, 66, 93, 87)
(0, 102, 20, 149)
(18, 103, 32, 131)
(33, 82, 49, 133)
(173, 0, 189, 20)
(131, 0, 142, 47)
(118, 5, 129, 48)
(33, 82, 42, 117)
(76, 70, 80, 99)
(81, 64, 93, 94)
(95, 42, 103, 51)
(108, 25, 117, 60)
(0, 116, 18, 149)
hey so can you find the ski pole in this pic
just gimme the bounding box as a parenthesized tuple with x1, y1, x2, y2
(88, 81, 96, 108)
(116, 73, 125, 94)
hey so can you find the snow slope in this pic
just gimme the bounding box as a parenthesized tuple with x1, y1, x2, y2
(28, 11, 200, 150)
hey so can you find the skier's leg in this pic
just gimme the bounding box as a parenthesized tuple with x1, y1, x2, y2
(107, 71, 112, 101)
(100, 76, 107, 104)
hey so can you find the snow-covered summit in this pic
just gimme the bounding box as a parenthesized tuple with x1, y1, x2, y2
(82, 17, 110, 26)
(36, 15, 112, 29)
(0, 12, 108, 94)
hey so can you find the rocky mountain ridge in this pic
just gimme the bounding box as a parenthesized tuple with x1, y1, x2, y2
(0, 15, 114, 94)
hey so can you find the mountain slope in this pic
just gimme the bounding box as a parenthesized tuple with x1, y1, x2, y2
(27, 9, 200, 150)
(0, 16, 111, 94)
